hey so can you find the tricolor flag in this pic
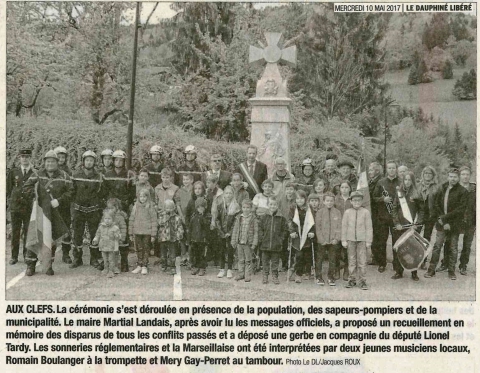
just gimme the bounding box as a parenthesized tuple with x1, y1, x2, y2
(26, 182, 69, 262)
(292, 206, 315, 251)
(356, 157, 371, 212)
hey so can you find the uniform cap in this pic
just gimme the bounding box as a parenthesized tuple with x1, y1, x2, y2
(149, 145, 163, 155)
(101, 149, 114, 157)
(44, 150, 59, 160)
(184, 145, 197, 154)
(19, 148, 32, 156)
(54, 146, 67, 155)
(301, 158, 314, 168)
(82, 150, 97, 161)
(112, 150, 126, 159)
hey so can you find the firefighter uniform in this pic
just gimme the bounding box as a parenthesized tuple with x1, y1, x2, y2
(23, 167, 74, 272)
(103, 168, 136, 213)
(71, 167, 105, 269)
(6, 150, 35, 264)
(145, 162, 164, 188)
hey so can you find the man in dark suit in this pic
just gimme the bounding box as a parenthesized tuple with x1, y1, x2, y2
(236, 145, 268, 199)
(203, 153, 232, 190)
(424, 166, 468, 281)
(6, 148, 35, 265)
(367, 161, 382, 266)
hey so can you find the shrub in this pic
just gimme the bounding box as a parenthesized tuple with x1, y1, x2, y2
(442, 60, 453, 79)
(452, 69, 477, 100)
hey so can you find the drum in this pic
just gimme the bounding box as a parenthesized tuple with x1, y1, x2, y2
(393, 228, 431, 271)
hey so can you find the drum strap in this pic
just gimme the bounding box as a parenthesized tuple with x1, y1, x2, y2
(398, 196, 414, 224)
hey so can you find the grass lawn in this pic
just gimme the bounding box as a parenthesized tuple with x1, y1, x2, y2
(385, 68, 477, 134)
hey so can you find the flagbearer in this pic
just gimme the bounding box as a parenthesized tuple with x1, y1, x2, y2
(7, 148, 35, 265)
(23, 150, 74, 276)
(71, 151, 106, 270)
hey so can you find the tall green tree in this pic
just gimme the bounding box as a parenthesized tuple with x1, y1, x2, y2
(290, 5, 390, 120)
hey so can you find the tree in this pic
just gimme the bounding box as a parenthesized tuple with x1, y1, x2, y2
(452, 69, 476, 100)
(422, 14, 451, 50)
(442, 59, 453, 79)
(166, 2, 239, 75)
(166, 5, 259, 141)
(291, 5, 390, 119)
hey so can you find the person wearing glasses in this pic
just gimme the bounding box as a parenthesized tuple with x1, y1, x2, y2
(203, 153, 232, 190)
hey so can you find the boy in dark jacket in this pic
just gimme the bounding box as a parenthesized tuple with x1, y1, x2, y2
(424, 167, 468, 280)
(258, 196, 289, 284)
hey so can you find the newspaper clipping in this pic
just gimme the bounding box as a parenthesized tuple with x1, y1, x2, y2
(1, 0, 478, 372)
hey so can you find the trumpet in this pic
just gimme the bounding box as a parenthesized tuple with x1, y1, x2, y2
(382, 186, 394, 215)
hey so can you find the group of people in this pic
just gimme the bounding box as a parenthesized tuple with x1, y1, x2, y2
(6, 143, 475, 290)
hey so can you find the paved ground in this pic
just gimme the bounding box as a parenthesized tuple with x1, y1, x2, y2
(5, 235, 475, 302)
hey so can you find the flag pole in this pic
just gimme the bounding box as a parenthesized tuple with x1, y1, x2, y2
(126, 2, 140, 171)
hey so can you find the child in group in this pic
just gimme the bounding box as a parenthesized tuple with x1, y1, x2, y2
(157, 200, 184, 275)
(214, 185, 241, 279)
(278, 182, 297, 272)
(305, 193, 322, 280)
(92, 210, 121, 278)
(253, 179, 275, 217)
(155, 168, 179, 213)
(312, 178, 328, 201)
(341, 191, 373, 290)
(288, 190, 315, 283)
(231, 199, 259, 282)
(135, 168, 155, 202)
(258, 196, 289, 285)
(230, 173, 249, 207)
(174, 173, 195, 266)
(106, 198, 128, 272)
(154, 167, 179, 265)
(335, 181, 353, 281)
(185, 181, 209, 226)
(129, 189, 157, 275)
(315, 192, 342, 286)
(206, 174, 223, 266)
(188, 197, 210, 276)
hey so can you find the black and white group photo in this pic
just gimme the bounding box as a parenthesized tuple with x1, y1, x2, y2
(5, 2, 477, 301)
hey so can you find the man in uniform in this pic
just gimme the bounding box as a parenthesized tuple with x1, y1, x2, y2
(145, 145, 164, 188)
(54, 146, 72, 175)
(100, 149, 114, 174)
(235, 145, 268, 199)
(23, 150, 74, 276)
(372, 160, 401, 275)
(367, 162, 383, 266)
(203, 153, 232, 190)
(71, 151, 106, 270)
(103, 150, 136, 213)
(6, 148, 35, 265)
(175, 145, 205, 185)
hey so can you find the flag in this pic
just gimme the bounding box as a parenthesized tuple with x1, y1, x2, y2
(356, 156, 371, 212)
(292, 206, 315, 251)
(26, 182, 69, 258)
